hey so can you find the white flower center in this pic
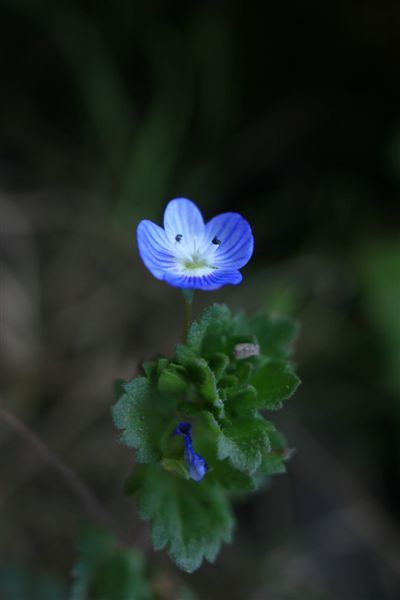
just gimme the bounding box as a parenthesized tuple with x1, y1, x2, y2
(171, 233, 221, 277)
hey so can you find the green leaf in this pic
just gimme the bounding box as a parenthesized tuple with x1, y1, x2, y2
(132, 465, 234, 573)
(156, 357, 170, 377)
(112, 378, 178, 463)
(217, 417, 273, 474)
(71, 524, 152, 600)
(158, 364, 187, 394)
(141, 361, 157, 381)
(250, 359, 301, 409)
(259, 451, 287, 476)
(208, 352, 229, 381)
(186, 304, 232, 356)
(249, 313, 300, 359)
(212, 459, 257, 492)
(161, 457, 190, 480)
(224, 385, 259, 416)
(179, 355, 222, 409)
(257, 428, 292, 476)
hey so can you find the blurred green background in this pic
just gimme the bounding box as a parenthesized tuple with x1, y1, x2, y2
(0, 1, 399, 598)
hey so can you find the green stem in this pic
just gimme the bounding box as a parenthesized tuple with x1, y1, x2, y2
(182, 289, 194, 342)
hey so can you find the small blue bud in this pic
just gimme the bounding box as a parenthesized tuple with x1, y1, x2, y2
(173, 421, 208, 482)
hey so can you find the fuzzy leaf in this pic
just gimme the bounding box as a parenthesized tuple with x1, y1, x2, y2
(131, 465, 234, 573)
(186, 304, 232, 356)
(112, 378, 178, 463)
(224, 385, 260, 417)
(217, 417, 273, 474)
(249, 313, 300, 359)
(250, 359, 301, 409)
(70, 524, 152, 600)
(175, 352, 223, 413)
(212, 459, 257, 492)
(158, 364, 187, 394)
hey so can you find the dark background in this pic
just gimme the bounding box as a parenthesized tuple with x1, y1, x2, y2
(1, 1, 399, 598)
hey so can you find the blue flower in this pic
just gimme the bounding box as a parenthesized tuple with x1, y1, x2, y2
(137, 198, 253, 290)
(173, 422, 208, 482)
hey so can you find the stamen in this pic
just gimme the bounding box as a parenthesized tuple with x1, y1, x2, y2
(175, 234, 183, 242)
(212, 236, 221, 245)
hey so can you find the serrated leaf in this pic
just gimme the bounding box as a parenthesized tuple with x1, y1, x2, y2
(259, 451, 287, 476)
(249, 313, 300, 359)
(186, 304, 232, 356)
(70, 524, 152, 600)
(225, 385, 259, 416)
(112, 378, 178, 463)
(256, 427, 291, 476)
(250, 359, 301, 409)
(217, 417, 273, 474)
(132, 465, 234, 573)
(212, 459, 257, 492)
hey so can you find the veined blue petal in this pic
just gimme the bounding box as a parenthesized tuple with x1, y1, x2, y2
(164, 270, 242, 291)
(136, 199, 253, 290)
(163, 198, 205, 245)
(205, 213, 253, 269)
(137, 220, 175, 280)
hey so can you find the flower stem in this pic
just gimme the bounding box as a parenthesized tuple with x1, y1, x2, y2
(182, 289, 194, 342)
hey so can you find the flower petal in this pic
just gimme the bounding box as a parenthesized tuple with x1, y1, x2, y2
(205, 213, 253, 269)
(164, 269, 242, 291)
(136, 220, 175, 280)
(163, 198, 205, 246)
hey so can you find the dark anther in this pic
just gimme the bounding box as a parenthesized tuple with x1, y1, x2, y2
(175, 234, 182, 242)
(212, 236, 221, 245)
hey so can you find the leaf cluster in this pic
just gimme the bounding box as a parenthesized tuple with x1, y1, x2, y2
(113, 304, 300, 572)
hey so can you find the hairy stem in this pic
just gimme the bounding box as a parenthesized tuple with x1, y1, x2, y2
(182, 289, 194, 342)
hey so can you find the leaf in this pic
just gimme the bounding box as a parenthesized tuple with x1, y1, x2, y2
(257, 428, 291, 476)
(258, 451, 287, 476)
(176, 354, 223, 412)
(224, 385, 259, 416)
(208, 352, 229, 381)
(250, 359, 301, 409)
(249, 313, 300, 359)
(70, 524, 152, 600)
(217, 417, 273, 474)
(186, 304, 232, 356)
(112, 377, 178, 463)
(158, 364, 187, 394)
(132, 465, 234, 573)
(212, 459, 257, 492)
